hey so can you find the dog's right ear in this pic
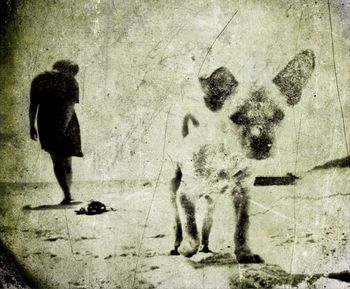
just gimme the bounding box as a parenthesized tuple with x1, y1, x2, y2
(273, 50, 315, 106)
(199, 67, 238, 112)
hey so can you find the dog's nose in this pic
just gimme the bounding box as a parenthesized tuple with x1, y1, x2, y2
(250, 135, 272, 159)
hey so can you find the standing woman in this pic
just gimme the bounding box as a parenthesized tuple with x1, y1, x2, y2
(29, 60, 83, 204)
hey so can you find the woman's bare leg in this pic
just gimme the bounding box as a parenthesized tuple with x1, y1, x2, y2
(50, 154, 72, 204)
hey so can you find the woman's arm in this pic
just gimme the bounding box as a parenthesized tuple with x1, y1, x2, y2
(61, 102, 75, 132)
(61, 76, 78, 132)
(29, 79, 39, 141)
(29, 102, 38, 140)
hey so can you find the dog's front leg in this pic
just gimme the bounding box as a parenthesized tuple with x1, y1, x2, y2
(176, 191, 200, 257)
(170, 166, 183, 255)
(199, 195, 215, 253)
(232, 184, 264, 264)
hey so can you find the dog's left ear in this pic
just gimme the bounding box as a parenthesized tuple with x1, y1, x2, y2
(273, 50, 315, 106)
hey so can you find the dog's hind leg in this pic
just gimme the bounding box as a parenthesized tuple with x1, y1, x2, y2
(232, 184, 264, 264)
(170, 165, 183, 255)
(199, 195, 215, 253)
(177, 191, 200, 257)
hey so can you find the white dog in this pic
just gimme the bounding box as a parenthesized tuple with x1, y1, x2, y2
(169, 50, 315, 263)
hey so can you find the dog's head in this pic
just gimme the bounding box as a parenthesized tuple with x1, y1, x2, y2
(199, 50, 315, 160)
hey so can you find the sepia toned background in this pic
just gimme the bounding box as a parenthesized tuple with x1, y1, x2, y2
(0, 0, 350, 288)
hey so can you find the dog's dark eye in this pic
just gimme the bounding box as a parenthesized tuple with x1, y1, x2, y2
(268, 109, 284, 123)
(230, 111, 250, 125)
(218, 170, 228, 179)
(274, 109, 285, 123)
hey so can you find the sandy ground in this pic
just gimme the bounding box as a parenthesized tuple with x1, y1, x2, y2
(0, 240, 31, 289)
(0, 168, 350, 289)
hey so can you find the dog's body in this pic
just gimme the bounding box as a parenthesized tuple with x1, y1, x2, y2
(169, 50, 315, 263)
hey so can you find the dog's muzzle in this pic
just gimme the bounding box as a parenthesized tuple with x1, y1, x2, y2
(249, 135, 272, 159)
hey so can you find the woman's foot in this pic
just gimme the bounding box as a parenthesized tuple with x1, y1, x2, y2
(60, 197, 72, 205)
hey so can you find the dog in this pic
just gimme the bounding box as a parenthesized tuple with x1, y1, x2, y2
(169, 50, 315, 263)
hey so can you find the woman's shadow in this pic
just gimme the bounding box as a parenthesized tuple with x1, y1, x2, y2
(22, 201, 82, 211)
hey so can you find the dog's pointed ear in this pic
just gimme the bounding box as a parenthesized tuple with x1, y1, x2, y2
(199, 67, 238, 112)
(273, 50, 315, 106)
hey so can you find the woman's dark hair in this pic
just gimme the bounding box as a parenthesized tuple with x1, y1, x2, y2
(53, 60, 79, 75)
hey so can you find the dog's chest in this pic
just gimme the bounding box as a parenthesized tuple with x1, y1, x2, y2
(184, 106, 241, 152)
(180, 108, 250, 183)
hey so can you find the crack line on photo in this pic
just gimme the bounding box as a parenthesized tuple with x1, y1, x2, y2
(197, 10, 238, 76)
(251, 200, 307, 230)
(288, 6, 304, 285)
(131, 106, 172, 289)
(64, 208, 77, 261)
(327, 0, 349, 157)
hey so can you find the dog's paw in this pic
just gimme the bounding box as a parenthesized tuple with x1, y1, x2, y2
(178, 238, 200, 257)
(236, 251, 264, 264)
(170, 248, 180, 256)
(199, 245, 213, 253)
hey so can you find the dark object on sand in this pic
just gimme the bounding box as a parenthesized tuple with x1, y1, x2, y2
(75, 201, 110, 215)
(313, 156, 350, 170)
(254, 173, 299, 186)
(327, 270, 350, 283)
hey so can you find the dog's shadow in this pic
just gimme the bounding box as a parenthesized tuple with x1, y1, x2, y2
(22, 201, 82, 211)
(227, 263, 322, 288)
(187, 253, 350, 288)
(187, 252, 237, 268)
